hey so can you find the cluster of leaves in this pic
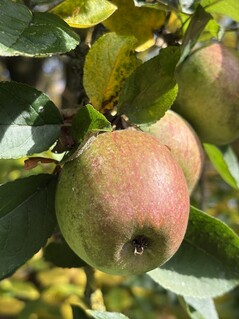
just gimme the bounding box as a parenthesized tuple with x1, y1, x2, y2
(0, 0, 239, 318)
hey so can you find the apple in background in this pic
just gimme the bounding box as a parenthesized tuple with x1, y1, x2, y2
(141, 110, 204, 194)
(55, 130, 189, 276)
(173, 43, 239, 145)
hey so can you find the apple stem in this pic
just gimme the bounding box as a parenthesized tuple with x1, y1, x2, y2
(84, 265, 95, 308)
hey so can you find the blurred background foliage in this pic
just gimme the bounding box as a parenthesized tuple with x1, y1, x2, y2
(0, 4, 239, 319)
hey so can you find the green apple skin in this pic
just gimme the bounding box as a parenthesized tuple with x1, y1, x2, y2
(55, 130, 189, 276)
(141, 110, 204, 193)
(174, 43, 239, 145)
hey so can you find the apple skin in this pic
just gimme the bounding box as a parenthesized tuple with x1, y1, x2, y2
(174, 43, 239, 145)
(55, 130, 189, 276)
(141, 110, 204, 193)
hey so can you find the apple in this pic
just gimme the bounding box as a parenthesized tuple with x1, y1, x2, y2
(141, 110, 204, 193)
(174, 43, 239, 145)
(55, 130, 189, 276)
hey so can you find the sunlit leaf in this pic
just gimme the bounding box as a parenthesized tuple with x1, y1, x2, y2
(0, 0, 79, 57)
(148, 206, 239, 298)
(52, 0, 117, 28)
(103, 0, 166, 51)
(71, 105, 112, 143)
(180, 296, 219, 319)
(204, 144, 239, 190)
(83, 32, 141, 112)
(72, 306, 130, 319)
(202, 0, 239, 22)
(118, 46, 180, 124)
(0, 174, 57, 279)
(198, 18, 220, 42)
(133, 0, 180, 11)
(0, 82, 63, 159)
(88, 310, 130, 319)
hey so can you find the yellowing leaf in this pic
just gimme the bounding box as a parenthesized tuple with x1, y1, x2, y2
(83, 32, 141, 112)
(52, 0, 117, 28)
(103, 0, 166, 51)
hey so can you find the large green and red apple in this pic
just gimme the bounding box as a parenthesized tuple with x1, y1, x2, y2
(55, 130, 189, 276)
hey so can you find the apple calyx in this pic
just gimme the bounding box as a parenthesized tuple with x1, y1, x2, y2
(132, 236, 149, 256)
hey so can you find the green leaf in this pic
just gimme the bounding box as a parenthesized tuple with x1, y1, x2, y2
(72, 305, 93, 319)
(198, 18, 220, 42)
(44, 241, 87, 268)
(88, 310, 130, 319)
(202, 0, 239, 22)
(118, 46, 180, 124)
(71, 105, 112, 143)
(0, 82, 63, 159)
(0, 174, 57, 280)
(0, 0, 79, 57)
(180, 5, 212, 63)
(83, 32, 141, 112)
(148, 206, 239, 298)
(204, 144, 239, 190)
(180, 296, 219, 319)
(52, 0, 117, 28)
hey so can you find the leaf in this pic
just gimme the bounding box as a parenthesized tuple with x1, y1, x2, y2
(180, 296, 219, 319)
(44, 240, 87, 268)
(72, 306, 130, 319)
(198, 18, 220, 42)
(180, 5, 212, 63)
(118, 46, 181, 124)
(0, 82, 63, 159)
(0, 0, 79, 57)
(52, 0, 117, 28)
(83, 32, 141, 112)
(88, 310, 130, 319)
(202, 0, 239, 22)
(24, 157, 58, 170)
(71, 105, 112, 143)
(72, 305, 93, 319)
(103, 0, 166, 51)
(0, 174, 57, 280)
(148, 206, 239, 298)
(133, 0, 181, 11)
(204, 144, 239, 190)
